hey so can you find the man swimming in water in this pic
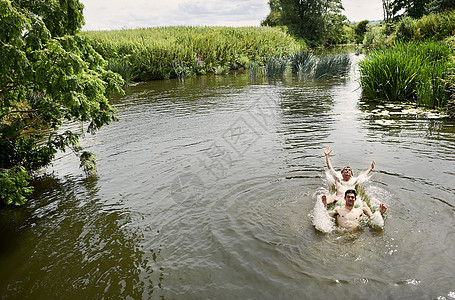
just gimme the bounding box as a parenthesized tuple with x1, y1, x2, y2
(321, 146, 375, 206)
(325, 189, 387, 230)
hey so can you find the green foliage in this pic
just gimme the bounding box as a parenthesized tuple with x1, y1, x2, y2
(289, 50, 350, 78)
(290, 50, 314, 74)
(265, 56, 287, 77)
(261, 11, 281, 27)
(279, 0, 347, 44)
(355, 20, 369, 44)
(214, 65, 230, 75)
(444, 75, 455, 117)
(247, 60, 260, 78)
(79, 151, 97, 177)
(392, 0, 431, 19)
(83, 26, 299, 82)
(355, 20, 369, 36)
(363, 11, 455, 47)
(314, 54, 351, 78)
(417, 11, 455, 40)
(0, 166, 33, 206)
(359, 41, 453, 107)
(396, 16, 418, 41)
(363, 24, 389, 48)
(0, 0, 124, 205)
(429, 0, 455, 13)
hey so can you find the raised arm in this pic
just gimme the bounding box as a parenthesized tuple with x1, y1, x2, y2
(324, 147, 339, 182)
(360, 161, 375, 177)
(352, 160, 375, 185)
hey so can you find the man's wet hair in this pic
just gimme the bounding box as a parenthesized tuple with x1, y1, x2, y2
(345, 189, 356, 198)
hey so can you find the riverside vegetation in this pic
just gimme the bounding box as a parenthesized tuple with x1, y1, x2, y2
(83, 26, 353, 82)
(358, 11, 455, 115)
(82, 26, 301, 84)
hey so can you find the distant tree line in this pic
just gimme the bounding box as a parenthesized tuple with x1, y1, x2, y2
(262, 0, 455, 44)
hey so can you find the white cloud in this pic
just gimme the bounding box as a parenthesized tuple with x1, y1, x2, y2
(342, 0, 383, 22)
(80, 0, 383, 31)
(81, 0, 269, 30)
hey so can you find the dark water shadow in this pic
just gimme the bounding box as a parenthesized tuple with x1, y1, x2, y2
(0, 174, 161, 298)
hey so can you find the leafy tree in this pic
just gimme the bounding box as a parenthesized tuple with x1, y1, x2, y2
(392, 0, 431, 19)
(354, 20, 369, 44)
(279, 0, 346, 44)
(0, 0, 124, 205)
(355, 20, 369, 36)
(261, 0, 282, 26)
(429, 0, 455, 13)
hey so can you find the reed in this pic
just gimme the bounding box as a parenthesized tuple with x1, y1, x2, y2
(313, 54, 351, 78)
(289, 50, 313, 74)
(82, 26, 299, 81)
(264, 56, 287, 77)
(359, 41, 453, 107)
(247, 60, 260, 78)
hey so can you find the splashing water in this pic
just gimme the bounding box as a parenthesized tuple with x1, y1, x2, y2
(312, 193, 335, 233)
(312, 171, 391, 232)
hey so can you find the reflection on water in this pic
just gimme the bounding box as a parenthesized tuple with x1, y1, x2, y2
(1, 56, 455, 299)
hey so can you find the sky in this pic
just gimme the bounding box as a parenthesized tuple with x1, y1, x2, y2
(80, 0, 384, 31)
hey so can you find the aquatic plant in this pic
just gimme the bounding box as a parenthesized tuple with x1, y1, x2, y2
(359, 41, 453, 107)
(108, 56, 135, 87)
(247, 60, 260, 78)
(265, 56, 287, 77)
(173, 59, 193, 81)
(214, 65, 230, 75)
(289, 49, 313, 75)
(313, 54, 351, 78)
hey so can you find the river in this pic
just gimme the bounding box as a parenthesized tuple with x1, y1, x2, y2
(1, 54, 455, 299)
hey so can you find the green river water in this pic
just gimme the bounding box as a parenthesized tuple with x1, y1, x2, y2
(1, 54, 455, 299)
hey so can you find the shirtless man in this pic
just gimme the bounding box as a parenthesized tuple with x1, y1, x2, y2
(325, 189, 387, 230)
(321, 146, 375, 206)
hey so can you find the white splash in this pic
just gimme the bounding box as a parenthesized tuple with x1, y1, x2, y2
(312, 171, 391, 232)
(312, 194, 334, 233)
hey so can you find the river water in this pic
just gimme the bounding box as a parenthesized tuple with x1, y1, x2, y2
(1, 54, 455, 299)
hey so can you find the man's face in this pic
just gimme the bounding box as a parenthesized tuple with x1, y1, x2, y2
(345, 193, 356, 206)
(342, 167, 352, 178)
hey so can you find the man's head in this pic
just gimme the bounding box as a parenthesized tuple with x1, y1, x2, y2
(341, 166, 353, 180)
(344, 189, 356, 207)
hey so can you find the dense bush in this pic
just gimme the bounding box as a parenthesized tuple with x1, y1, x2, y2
(395, 16, 418, 41)
(417, 11, 455, 40)
(83, 26, 300, 82)
(363, 24, 389, 48)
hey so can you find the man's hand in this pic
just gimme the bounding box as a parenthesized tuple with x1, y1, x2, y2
(379, 203, 387, 215)
(324, 147, 332, 156)
(371, 161, 375, 170)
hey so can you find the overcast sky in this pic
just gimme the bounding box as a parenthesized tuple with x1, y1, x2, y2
(80, 0, 383, 31)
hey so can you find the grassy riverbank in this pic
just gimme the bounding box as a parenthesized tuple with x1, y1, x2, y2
(83, 26, 300, 83)
(359, 40, 454, 109)
(357, 12, 455, 115)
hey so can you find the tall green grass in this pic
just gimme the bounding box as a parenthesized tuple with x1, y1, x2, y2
(313, 54, 351, 78)
(290, 50, 314, 75)
(265, 56, 287, 77)
(289, 50, 351, 78)
(359, 41, 454, 107)
(82, 26, 299, 81)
